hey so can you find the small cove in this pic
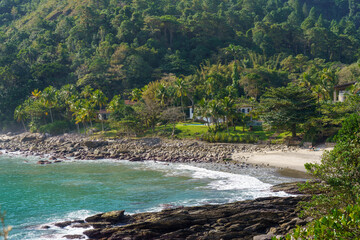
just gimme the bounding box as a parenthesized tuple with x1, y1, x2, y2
(0, 153, 302, 239)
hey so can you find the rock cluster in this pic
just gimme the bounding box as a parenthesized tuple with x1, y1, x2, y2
(0, 133, 298, 166)
(57, 195, 310, 240)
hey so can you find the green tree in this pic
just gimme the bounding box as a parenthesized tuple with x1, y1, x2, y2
(91, 89, 108, 131)
(14, 105, 27, 132)
(41, 86, 58, 123)
(174, 77, 188, 120)
(259, 84, 317, 137)
(288, 114, 360, 239)
(220, 96, 236, 133)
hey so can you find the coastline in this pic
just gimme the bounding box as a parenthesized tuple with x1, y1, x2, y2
(0, 132, 320, 239)
(0, 132, 331, 176)
(233, 145, 332, 173)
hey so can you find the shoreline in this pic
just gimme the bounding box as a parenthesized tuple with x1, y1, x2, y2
(233, 145, 332, 173)
(0, 132, 319, 239)
(0, 132, 331, 178)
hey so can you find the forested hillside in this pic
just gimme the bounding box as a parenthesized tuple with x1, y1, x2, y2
(1, 0, 360, 130)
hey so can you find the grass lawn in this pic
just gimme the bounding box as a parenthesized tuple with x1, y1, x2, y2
(92, 121, 292, 143)
(150, 122, 291, 142)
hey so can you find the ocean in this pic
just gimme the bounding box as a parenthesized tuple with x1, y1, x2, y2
(0, 152, 299, 239)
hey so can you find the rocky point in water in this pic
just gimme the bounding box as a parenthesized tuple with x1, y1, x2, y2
(54, 183, 312, 240)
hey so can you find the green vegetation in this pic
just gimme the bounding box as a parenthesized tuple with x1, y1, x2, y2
(285, 114, 360, 239)
(0, 0, 358, 143)
(259, 84, 317, 137)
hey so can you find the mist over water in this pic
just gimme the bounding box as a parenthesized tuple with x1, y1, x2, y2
(0, 153, 299, 239)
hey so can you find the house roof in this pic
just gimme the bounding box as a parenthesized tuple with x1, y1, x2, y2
(124, 100, 136, 105)
(97, 109, 110, 114)
(334, 81, 356, 90)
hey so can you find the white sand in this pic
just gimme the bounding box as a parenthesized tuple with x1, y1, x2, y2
(232, 146, 333, 173)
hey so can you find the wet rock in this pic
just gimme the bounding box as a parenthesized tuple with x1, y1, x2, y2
(37, 160, 52, 165)
(82, 196, 310, 240)
(72, 223, 91, 229)
(55, 220, 85, 228)
(62, 235, 85, 239)
(101, 210, 126, 223)
(85, 213, 102, 223)
(83, 141, 108, 148)
(20, 133, 38, 142)
(55, 221, 73, 228)
(253, 233, 275, 240)
(89, 222, 112, 228)
(129, 157, 142, 162)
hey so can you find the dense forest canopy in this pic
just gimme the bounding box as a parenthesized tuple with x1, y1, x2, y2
(1, 0, 360, 129)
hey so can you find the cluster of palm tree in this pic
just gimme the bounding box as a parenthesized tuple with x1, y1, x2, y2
(195, 97, 237, 132)
(299, 67, 338, 103)
(14, 85, 108, 133)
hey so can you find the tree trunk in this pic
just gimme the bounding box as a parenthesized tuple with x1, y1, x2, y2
(181, 95, 186, 121)
(100, 107, 104, 132)
(291, 124, 297, 138)
(49, 108, 54, 123)
(83, 122, 87, 135)
(21, 120, 27, 132)
(172, 123, 176, 137)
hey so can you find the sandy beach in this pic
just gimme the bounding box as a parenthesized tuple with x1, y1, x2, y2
(233, 145, 333, 174)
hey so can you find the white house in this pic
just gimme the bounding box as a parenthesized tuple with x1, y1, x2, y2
(188, 105, 253, 123)
(188, 107, 224, 123)
(333, 82, 356, 102)
(238, 106, 252, 114)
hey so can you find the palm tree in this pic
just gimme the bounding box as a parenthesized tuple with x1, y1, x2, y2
(207, 99, 223, 132)
(131, 88, 142, 102)
(107, 94, 122, 113)
(320, 68, 337, 100)
(155, 83, 168, 106)
(14, 105, 27, 132)
(91, 89, 108, 131)
(195, 98, 211, 129)
(31, 89, 42, 99)
(81, 85, 93, 99)
(174, 78, 188, 120)
(221, 97, 236, 133)
(224, 44, 243, 61)
(41, 86, 58, 123)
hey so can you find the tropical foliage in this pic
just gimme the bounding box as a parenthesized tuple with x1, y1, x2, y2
(287, 114, 360, 239)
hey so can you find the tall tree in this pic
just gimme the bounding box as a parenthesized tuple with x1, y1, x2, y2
(259, 84, 317, 137)
(91, 89, 108, 131)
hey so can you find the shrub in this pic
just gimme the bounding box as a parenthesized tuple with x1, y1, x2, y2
(38, 121, 72, 135)
(288, 114, 360, 239)
(287, 202, 360, 239)
(214, 133, 221, 142)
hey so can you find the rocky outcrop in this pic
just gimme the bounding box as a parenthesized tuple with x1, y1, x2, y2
(56, 195, 309, 240)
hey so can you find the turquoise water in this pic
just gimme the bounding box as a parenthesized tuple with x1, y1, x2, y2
(0, 153, 296, 240)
